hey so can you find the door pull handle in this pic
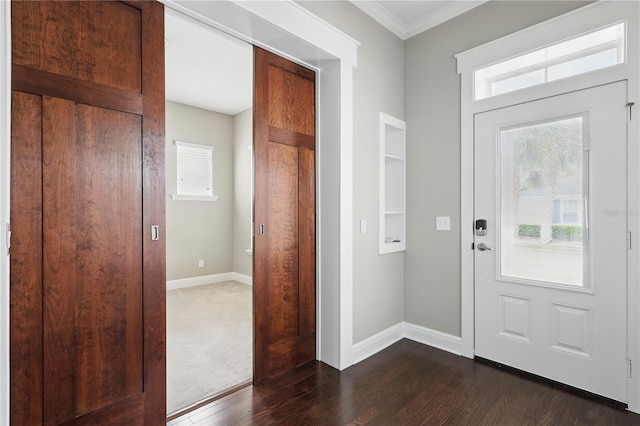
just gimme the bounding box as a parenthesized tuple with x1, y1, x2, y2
(477, 243, 492, 251)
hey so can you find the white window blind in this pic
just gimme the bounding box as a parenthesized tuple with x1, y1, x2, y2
(172, 140, 218, 201)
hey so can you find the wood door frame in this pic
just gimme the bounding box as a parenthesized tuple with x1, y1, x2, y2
(0, 2, 358, 422)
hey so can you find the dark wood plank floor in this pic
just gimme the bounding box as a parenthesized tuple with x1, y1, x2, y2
(168, 339, 640, 425)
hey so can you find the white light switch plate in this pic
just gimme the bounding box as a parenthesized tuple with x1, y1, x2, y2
(436, 216, 451, 231)
(360, 219, 367, 234)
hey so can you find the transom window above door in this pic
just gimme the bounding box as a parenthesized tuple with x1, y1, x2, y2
(474, 21, 625, 100)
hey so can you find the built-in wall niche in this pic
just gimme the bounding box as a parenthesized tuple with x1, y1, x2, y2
(379, 112, 406, 254)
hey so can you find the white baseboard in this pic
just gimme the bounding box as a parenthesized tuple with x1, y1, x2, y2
(351, 321, 463, 365)
(232, 272, 252, 286)
(167, 272, 253, 291)
(403, 322, 463, 356)
(352, 323, 404, 364)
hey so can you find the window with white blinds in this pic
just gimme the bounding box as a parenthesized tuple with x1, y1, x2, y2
(171, 140, 219, 201)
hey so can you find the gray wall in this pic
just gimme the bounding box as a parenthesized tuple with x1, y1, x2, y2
(299, 1, 405, 343)
(232, 108, 253, 278)
(403, 1, 591, 336)
(165, 101, 234, 281)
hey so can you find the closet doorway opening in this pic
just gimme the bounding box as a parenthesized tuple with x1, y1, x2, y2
(164, 10, 254, 417)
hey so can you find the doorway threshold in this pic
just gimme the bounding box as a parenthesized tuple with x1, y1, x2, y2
(167, 379, 252, 423)
(475, 357, 628, 411)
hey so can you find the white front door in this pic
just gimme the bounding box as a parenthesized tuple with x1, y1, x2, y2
(474, 81, 629, 402)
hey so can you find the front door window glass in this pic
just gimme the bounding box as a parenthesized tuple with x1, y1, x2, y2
(499, 114, 589, 287)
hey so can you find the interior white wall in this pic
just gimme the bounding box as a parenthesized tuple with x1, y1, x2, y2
(232, 108, 253, 278)
(165, 101, 235, 281)
(317, 58, 345, 366)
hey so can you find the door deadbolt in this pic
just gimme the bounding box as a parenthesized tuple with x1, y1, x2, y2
(475, 219, 487, 236)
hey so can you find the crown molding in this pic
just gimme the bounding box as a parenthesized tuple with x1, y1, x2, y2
(405, 1, 488, 39)
(351, 1, 488, 40)
(351, 1, 407, 38)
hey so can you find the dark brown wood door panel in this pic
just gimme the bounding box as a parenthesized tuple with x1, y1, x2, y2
(12, 1, 142, 93)
(73, 105, 143, 415)
(254, 47, 316, 381)
(41, 100, 145, 422)
(10, 2, 165, 425)
(10, 90, 44, 426)
(41, 96, 79, 425)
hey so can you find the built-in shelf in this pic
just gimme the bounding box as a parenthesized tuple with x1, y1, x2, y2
(379, 112, 406, 254)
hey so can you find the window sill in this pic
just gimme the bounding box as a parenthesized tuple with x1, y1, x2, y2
(170, 194, 219, 202)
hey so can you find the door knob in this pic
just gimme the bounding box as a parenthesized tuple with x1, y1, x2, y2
(477, 243, 492, 251)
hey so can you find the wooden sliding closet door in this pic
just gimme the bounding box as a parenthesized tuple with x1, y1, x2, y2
(10, 2, 166, 424)
(253, 47, 316, 381)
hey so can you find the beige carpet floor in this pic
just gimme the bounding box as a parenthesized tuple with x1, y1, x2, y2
(166, 281, 252, 415)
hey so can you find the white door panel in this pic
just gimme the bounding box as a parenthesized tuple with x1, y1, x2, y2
(474, 81, 628, 402)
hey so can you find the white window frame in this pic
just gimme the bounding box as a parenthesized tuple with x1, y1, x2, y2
(171, 140, 219, 202)
(475, 21, 626, 100)
(456, 0, 640, 412)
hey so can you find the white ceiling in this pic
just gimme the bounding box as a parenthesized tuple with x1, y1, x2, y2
(164, 2, 487, 114)
(164, 12, 253, 115)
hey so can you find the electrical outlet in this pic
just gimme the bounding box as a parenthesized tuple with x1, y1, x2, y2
(198, 259, 204, 268)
